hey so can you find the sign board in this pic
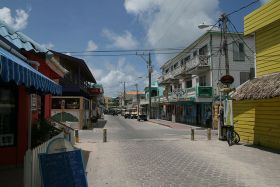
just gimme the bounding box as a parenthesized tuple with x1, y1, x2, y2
(31, 94, 37, 111)
(39, 150, 88, 187)
(197, 86, 213, 97)
(220, 75, 234, 85)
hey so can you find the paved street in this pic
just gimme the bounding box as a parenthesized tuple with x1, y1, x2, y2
(76, 115, 280, 187)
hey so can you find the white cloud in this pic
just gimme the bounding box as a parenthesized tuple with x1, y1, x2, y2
(102, 29, 138, 49)
(0, 7, 29, 30)
(89, 67, 103, 81)
(41, 42, 54, 49)
(65, 52, 72, 56)
(124, 0, 220, 65)
(90, 57, 142, 97)
(86, 40, 98, 51)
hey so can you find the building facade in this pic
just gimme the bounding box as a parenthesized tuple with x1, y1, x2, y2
(50, 52, 96, 129)
(0, 21, 63, 165)
(140, 81, 164, 119)
(232, 0, 280, 149)
(158, 30, 255, 127)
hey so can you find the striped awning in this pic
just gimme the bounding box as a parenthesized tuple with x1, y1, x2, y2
(0, 47, 62, 95)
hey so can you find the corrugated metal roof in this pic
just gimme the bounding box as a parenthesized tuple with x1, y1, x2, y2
(0, 19, 68, 75)
(0, 19, 48, 53)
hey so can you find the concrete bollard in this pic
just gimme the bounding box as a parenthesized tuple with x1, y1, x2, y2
(191, 129, 194, 141)
(207, 128, 211, 140)
(74, 129, 79, 143)
(103, 128, 107, 142)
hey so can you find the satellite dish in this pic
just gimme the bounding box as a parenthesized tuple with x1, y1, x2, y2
(46, 138, 74, 154)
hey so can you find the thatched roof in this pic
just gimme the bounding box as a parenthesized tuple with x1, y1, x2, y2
(232, 73, 280, 101)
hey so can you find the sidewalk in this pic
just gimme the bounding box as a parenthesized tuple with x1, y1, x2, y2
(149, 119, 209, 130)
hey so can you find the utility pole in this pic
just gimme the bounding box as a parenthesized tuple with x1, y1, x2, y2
(123, 81, 126, 106)
(221, 13, 229, 75)
(136, 52, 152, 119)
(135, 83, 140, 117)
(148, 52, 152, 119)
(120, 81, 126, 107)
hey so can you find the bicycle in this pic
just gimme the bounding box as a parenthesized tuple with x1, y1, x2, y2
(226, 125, 240, 146)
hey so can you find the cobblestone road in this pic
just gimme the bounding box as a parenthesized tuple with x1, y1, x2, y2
(77, 115, 280, 187)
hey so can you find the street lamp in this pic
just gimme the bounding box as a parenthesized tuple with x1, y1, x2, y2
(198, 23, 213, 29)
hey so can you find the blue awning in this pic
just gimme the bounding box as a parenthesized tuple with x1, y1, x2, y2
(0, 47, 62, 95)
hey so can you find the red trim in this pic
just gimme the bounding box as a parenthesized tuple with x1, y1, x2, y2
(24, 52, 61, 79)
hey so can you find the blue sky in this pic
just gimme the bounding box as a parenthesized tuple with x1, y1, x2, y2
(0, 0, 268, 96)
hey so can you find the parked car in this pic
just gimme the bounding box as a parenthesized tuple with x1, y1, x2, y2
(131, 114, 137, 119)
(124, 113, 131, 119)
(137, 114, 148, 121)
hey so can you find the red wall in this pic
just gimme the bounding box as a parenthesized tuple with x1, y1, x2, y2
(44, 94, 52, 119)
(24, 52, 61, 79)
(0, 86, 28, 165)
(17, 86, 29, 164)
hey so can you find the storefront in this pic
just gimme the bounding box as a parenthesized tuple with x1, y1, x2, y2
(0, 47, 62, 165)
(51, 96, 90, 129)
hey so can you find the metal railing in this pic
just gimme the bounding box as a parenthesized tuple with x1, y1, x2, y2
(186, 55, 209, 71)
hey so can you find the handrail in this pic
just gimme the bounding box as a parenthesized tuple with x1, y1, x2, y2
(47, 118, 75, 131)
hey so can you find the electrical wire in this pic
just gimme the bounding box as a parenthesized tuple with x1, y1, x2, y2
(228, 19, 255, 54)
(226, 0, 260, 16)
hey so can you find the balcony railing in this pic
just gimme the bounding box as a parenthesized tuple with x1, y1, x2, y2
(139, 86, 212, 104)
(186, 55, 209, 72)
(166, 86, 212, 101)
(158, 72, 174, 84)
(173, 65, 185, 77)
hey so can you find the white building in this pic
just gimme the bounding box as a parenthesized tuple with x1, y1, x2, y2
(158, 30, 255, 127)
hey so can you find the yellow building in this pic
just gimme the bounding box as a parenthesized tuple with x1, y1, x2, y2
(232, 0, 280, 149)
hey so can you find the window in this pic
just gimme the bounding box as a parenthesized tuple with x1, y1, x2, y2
(174, 62, 178, 69)
(180, 60, 184, 66)
(250, 68, 255, 79)
(199, 45, 208, 55)
(240, 72, 250, 85)
(233, 42, 245, 61)
(165, 68, 169, 74)
(0, 86, 17, 147)
(84, 99, 89, 110)
(171, 66, 174, 71)
(52, 98, 80, 109)
(184, 55, 190, 62)
(193, 51, 197, 57)
(186, 80, 192, 88)
(199, 75, 206, 86)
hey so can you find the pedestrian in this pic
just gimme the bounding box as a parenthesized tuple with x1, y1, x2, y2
(205, 108, 212, 128)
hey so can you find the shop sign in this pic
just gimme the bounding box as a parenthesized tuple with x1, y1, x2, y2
(31, 94, 37, 111)
(197, 86, 212, 97)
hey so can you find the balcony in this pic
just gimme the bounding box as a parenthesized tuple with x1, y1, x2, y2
(173, 65, 192, 79)
(186, 55, 210, 75)
(167, 86, 213, 102)
(158, 72, 178, 85)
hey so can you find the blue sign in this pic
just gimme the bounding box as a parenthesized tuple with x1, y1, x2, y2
(39, 149, 88, 187)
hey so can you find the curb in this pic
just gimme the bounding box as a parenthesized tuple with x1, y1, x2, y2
(148, 120, 172, 128)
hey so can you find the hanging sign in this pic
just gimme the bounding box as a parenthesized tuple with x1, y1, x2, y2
(220, 75, 234, 85)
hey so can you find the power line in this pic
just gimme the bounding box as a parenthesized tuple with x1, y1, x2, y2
(153, 0, 195, 46)
(226, 0, 260, 16)
(228, 19, 255, 54)
(59, 47, 186, 54)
